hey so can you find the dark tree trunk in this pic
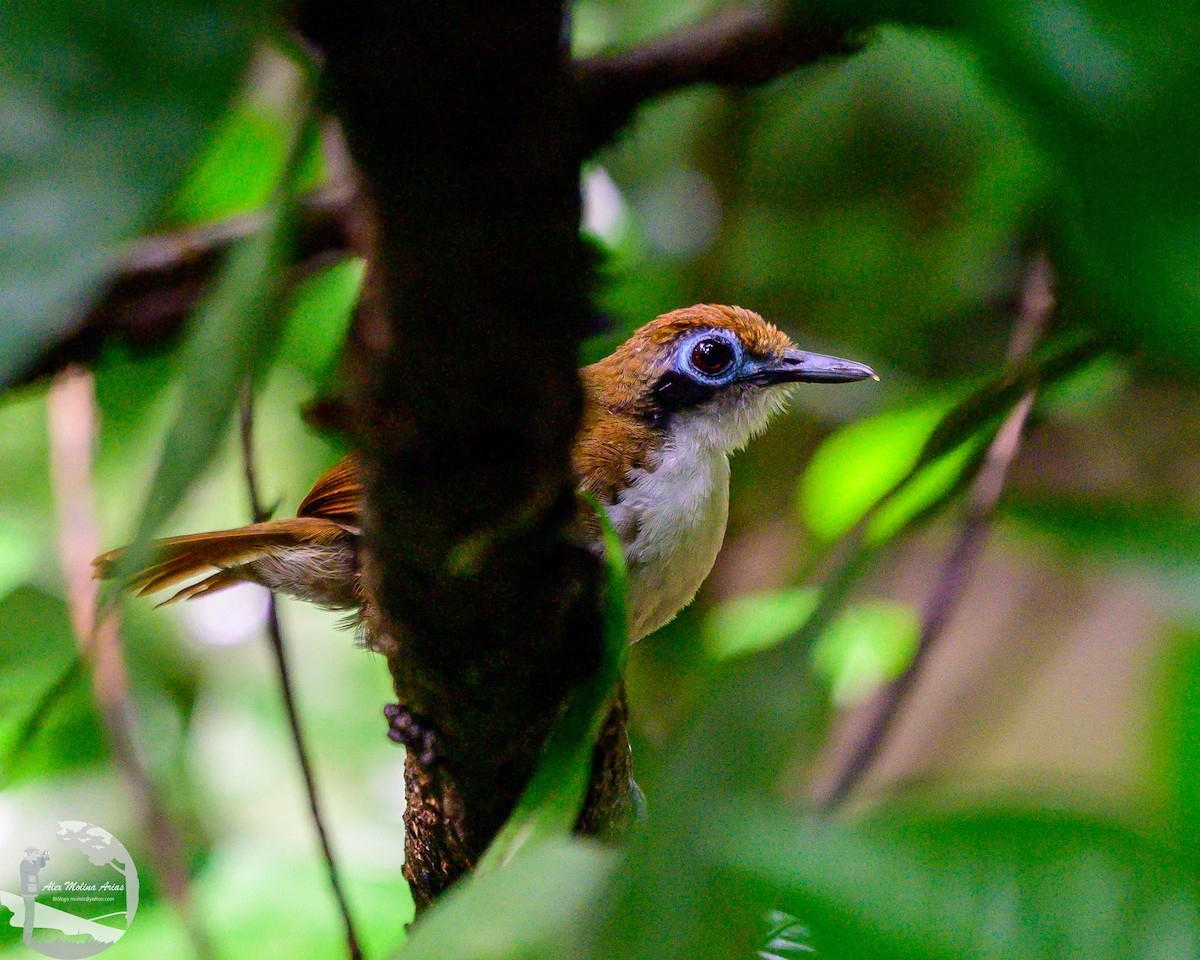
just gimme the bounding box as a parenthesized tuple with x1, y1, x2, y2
(294, 0, 630, 911)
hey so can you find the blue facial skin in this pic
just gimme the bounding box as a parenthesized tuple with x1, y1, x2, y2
(647, 330, 744, 424)
(676, 329, 744, 386)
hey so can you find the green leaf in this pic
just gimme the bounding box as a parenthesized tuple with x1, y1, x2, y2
(714, 800, 1200, 960)
(811, 599, 919, 705)
(956, 1, 1200, 370)
(0, 587, 104, 785)
(0, 587, 77, 728)
(167, 74, 327, 225)
(704, 590, 920, 705)
(917, 335, 1099, 468)
(0, 512, 41, 602)
(278, 257, 364, 389)
(799, 399, 955, 542)
(797, 392, 991, 546)
(477, 495, 629, 871)
(1006, 497, 1200, 571)
(111, 111, 316, 581)
(1151, 627, 1200, 865)
(400, 839, 616, 960)
(703, 589, 818, 661)
(0, 0, 262, 387)
(1037, 355, 1128, 423)
(113, 200, 292, 577)
(799, 335, 1102, 545)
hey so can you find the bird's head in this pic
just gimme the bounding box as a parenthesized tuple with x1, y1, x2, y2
(586, 304, 877, 454)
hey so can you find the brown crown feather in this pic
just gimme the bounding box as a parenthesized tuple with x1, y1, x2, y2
(581, 304, 794, 418)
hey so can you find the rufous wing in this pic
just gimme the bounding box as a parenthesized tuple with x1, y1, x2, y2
(93, 455, 363, 605)
(296, 455, 363, 530)
(92, 517, 352, 604)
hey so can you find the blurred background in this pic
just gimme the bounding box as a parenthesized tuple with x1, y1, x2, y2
(2, 0, 1199, 956)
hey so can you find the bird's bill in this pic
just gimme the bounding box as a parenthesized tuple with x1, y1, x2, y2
(755, 348, 878, 385)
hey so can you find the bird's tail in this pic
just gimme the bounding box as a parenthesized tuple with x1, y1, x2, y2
(93, 517, 357, 608)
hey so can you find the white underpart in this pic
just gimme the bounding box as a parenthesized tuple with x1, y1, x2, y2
(605, 383, 793, 641)
(245, 543, 359, 609)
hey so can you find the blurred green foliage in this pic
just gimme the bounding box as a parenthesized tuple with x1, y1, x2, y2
(2, 0, 1200, 958)
(0, 0, 264, 386)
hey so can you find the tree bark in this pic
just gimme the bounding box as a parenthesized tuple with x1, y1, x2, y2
(295, 0, 624, 911)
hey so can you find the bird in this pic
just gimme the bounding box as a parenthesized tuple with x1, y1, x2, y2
(94, 304, 876, 646)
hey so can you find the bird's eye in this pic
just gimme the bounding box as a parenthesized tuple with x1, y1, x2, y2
(690, 337, 735, 377)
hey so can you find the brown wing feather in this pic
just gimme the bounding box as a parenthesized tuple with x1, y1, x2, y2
(296, 455, 362, 529)
(93, 517, 348, 597)
(571, 374, 659, 545)
(155, 568, 246, 606)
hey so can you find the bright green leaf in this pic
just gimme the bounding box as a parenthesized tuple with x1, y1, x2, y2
(800, 335, 1102, 545)
(278, 257, 364, 388)
(867, 432, 983, 541)
(812, 599, 919, 705)
(167, 85, 329, 226)
(705, 590, 919, 704)
(703, 589, 818, 661)
(0, 512, 41, 603)
(798, 400, 953, 542)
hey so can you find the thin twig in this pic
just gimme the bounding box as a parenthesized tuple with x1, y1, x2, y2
(238, 384, 365, 960)
(818, 252, 1057, 812)
(47, 367, 213, 958)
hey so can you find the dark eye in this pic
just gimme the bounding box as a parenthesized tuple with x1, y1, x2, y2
(690, 337, 735, 377)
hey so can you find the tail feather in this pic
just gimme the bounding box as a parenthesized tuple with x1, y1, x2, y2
(94, 517, 354, 605)
(155, 568, 246, 606)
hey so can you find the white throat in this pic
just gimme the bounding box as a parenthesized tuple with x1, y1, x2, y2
(607, 417, 730, 641)
(696, 382, 795, 454)
(601, 384, 795, 641)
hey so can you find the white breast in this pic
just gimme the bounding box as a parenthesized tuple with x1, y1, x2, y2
(604, 418, 731, 641)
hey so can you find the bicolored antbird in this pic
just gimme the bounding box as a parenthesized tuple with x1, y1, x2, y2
(95, 304, 875, 644)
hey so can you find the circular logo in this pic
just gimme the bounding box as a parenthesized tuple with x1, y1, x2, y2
(5, 821, 138, 958)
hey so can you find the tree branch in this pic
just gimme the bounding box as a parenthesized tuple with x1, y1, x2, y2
(817, 251, 1057, 812)
(18, 9, 862, 392)
(16, 181, 358, 387)
(575, 5, 864, 153)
